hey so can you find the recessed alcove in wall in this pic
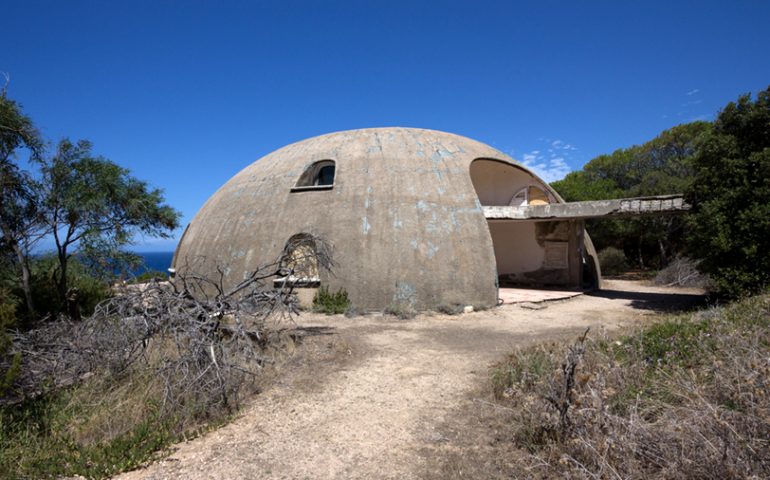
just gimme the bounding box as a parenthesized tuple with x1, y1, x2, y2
(469, 158, 557, 286)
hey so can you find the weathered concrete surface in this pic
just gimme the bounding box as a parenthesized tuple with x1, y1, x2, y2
(483, 194, 689, 220)
(173, 128, 601, 310)
(497, 287, 582, 304)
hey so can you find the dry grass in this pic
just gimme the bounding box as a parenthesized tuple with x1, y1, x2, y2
(653, 256, 712, 289)
(426, 293, 770, 479)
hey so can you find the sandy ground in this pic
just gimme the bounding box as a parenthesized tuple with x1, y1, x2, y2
(117, 280, 705, 480)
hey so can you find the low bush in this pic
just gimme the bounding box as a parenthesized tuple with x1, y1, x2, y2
(597, 246, 628, 275)
(383, 303, 417, 320)
(0, 256, 303, 479)
(435, 293, 770, 479)
(0, 288, 21, 397)
(26, 255, 111, 320)
(0, 384, 175, 479)
(435, 303, 464, 316)
(343, 305, 363, 318)
(653, 256, 711, 288)
(312, 286, 351, 315)
(129, 269, 168, 284)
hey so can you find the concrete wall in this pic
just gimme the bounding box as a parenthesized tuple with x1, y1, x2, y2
(173, 128, 505, 311)
(487, 221, 544, 275)
(174, 127, 599, 310)
(488, 219, 583, 288)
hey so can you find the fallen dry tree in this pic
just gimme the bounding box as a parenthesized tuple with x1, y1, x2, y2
(4, 234, 333, 419)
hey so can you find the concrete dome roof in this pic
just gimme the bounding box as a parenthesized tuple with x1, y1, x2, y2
(173, 127, 552, 310)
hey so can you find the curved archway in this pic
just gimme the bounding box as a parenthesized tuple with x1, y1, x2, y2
(281, 233, 320, 281)
(469, 158, 555, 206)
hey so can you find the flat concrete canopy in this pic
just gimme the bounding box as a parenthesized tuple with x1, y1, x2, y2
(483, 194, 689, 221)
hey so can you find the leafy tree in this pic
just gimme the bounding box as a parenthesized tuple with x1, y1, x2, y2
(552, 121, 710, 268)
(686, 87, 770, 297)
(38, 139, 181, 313)
(0, 87, 45, 317)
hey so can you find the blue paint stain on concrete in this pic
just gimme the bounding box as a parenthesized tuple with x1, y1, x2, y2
(410, 239, 418, 249)
(393, 281, 417, 308)
(425, 242, 439, 259)
(362, 216, 371, 234)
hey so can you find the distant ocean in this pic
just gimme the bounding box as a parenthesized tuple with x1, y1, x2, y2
(131, 251, 175, 276)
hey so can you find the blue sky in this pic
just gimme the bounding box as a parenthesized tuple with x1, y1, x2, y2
(2, 0, 769, 251)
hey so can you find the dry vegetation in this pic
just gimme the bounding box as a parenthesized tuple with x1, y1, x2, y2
(428, 293, 770, 479)
(0, 235, 332, 479)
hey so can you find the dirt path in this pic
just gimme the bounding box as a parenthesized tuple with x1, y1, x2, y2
(118, 280, 704, 479)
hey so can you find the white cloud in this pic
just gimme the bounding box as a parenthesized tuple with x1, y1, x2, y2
(518, 152, 572, 183)
(512, 136, 580, 183)
(686, 89, 700, 96)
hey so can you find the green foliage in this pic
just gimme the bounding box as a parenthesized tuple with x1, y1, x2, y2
(27, 255, 111, 319)
(130, 269, 168, 284)
(38, 139, 180, 306)
(686, 86, 770, 298)
(435, 303, 464, 315)
(551, 122, 711, 268)
(1, 92, 45, 318)
(0, 91, 44, 163)
(0, 288, 21, 397)
(491, 348, 554, 399)
(383, 303, 417, 320)
(597, 247, 628, 275)
(619, 315, 714, 367)
(312, 286, 351, 314)
(2, 91, 180, 319)
(0, 389, 175, 479)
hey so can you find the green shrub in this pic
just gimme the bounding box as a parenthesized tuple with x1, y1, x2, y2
(435, 303, 464, 315)
(686, 87, 770, 298)
(383, 303, 417, 320)
(0, 288, 21, 397)
(312, 286, 351, 315)
(28, 255, 111, 318)
(0, 385, 175, 479)
(130, 270, 168, 284)
(598, 247, 628, 275)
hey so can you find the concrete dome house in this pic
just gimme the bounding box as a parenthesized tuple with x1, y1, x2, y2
(172, 127, 601, 311)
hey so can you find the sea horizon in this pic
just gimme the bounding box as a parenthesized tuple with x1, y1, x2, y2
(132, 251, 175, 275)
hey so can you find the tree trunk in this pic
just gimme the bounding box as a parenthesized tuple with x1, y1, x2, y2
(637, 237, 644, 269)
(11, 242, 35, 318)
(57, 248, 69, 312)
(658, 238, 668, 269)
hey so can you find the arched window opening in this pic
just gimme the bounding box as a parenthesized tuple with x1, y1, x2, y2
(509, 185, 552, 206)
(527, 186, 550, 205)
(292, 160, 336, 191)
(283, 234, 319, 280)
(510, 188, 528, 206)
(274, 233, 321, 290)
